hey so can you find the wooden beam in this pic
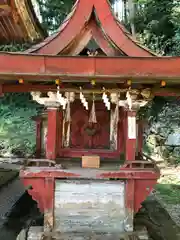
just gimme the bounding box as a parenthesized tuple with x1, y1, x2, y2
(0, 4, 11, 17)
(152, 87, 180, 97)
(0, 84, 4, 96)
(2, 83, 180, 97)
(0, 9, 11, 17)
(1, 54, 180, 82)
(0, 5, 11, 10)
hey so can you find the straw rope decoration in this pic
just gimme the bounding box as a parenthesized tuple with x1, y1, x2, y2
(89, 93, 97, 123)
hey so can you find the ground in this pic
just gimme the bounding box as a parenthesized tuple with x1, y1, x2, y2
(0, 167, 18, 188)
(155, 166, 180, 225)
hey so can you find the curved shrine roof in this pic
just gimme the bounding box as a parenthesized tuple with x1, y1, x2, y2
(26, 0, 155, 57)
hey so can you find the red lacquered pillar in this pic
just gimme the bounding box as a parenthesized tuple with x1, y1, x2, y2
(46, 104, 62, 161)
(125, 110, 137, 161)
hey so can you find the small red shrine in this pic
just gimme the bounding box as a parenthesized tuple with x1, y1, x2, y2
(1, 0, 180, 238)
(0, 1, 178, 166)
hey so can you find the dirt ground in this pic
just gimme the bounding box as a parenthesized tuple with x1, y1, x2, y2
(137, 165, 180, 240)
(137, 193, 180, 240)
(0, 168, 18, 188)
(155, 167, 180, 225)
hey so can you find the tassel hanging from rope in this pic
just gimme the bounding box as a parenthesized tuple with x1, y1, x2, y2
(89, 94, 97, 123)
(65, 93, 71, 122)
(111, 94, 120, 149)
(113, 99, 119, 124)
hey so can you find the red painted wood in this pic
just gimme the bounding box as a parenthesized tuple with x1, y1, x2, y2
(70, 101, 110, 150)
(66, 19, 119, 56)
(20, 167, 159, 214)
(22, 177, 55, 215)
(134, 179, 157, 212)
(125, 110, 136, 161)
(88, 20, 118, 56)
(34, 0, 92, 55)
(20, 169, 160, 180)
(1, 54, 180, 80)
(60, 149, 120, 158)
(46, 107, 62, 160)
(1, 84, 180, 97)
(125, 179, 134, 223)
(43, 177, 55, 230)
(23, 178, 45, 212)
(28, 0, 152, 56)
(44, 177, 55, 210)
(3, 84, 57, 93)
(70, 102, 89, 148)
(95, 0, 152, 56)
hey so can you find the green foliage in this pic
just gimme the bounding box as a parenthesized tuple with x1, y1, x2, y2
(156, 174, 180, 204)
(0, 93, 43, 157)
(0, 43, 44, 157)
(0, 43, 31, 52)
(134, 0, 180, 55)
(36, 0, 74, 33)
(155, 184, 180, 204)
(138, 97, 169, 123)
(0, 43, 43, 157)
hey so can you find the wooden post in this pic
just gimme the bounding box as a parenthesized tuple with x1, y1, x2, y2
(46, 105, 62, 161)
(137, 120, 144, 157)
(125, 110, 136, 161)
(35, 117, 42, 158)
(31, 116, 43, 158)
(44, 177, 55, 233)
(124, 179, 134, 232)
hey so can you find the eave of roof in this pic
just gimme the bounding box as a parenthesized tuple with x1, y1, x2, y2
(0, 0, 46, 43)
(0, 52, 180, 81)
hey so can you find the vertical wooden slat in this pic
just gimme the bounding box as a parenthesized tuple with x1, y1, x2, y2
(44, 177, 55, 232)
(125, 179, 135, 231)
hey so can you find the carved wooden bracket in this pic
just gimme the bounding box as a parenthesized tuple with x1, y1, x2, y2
(119, 88, 153, 111)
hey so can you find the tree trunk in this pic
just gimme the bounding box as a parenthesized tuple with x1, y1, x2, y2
(123, 0, 128, 23)
(128, 0, 136, 37)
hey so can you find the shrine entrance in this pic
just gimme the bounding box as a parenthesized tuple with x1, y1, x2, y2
(67, 101, 110, 150)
